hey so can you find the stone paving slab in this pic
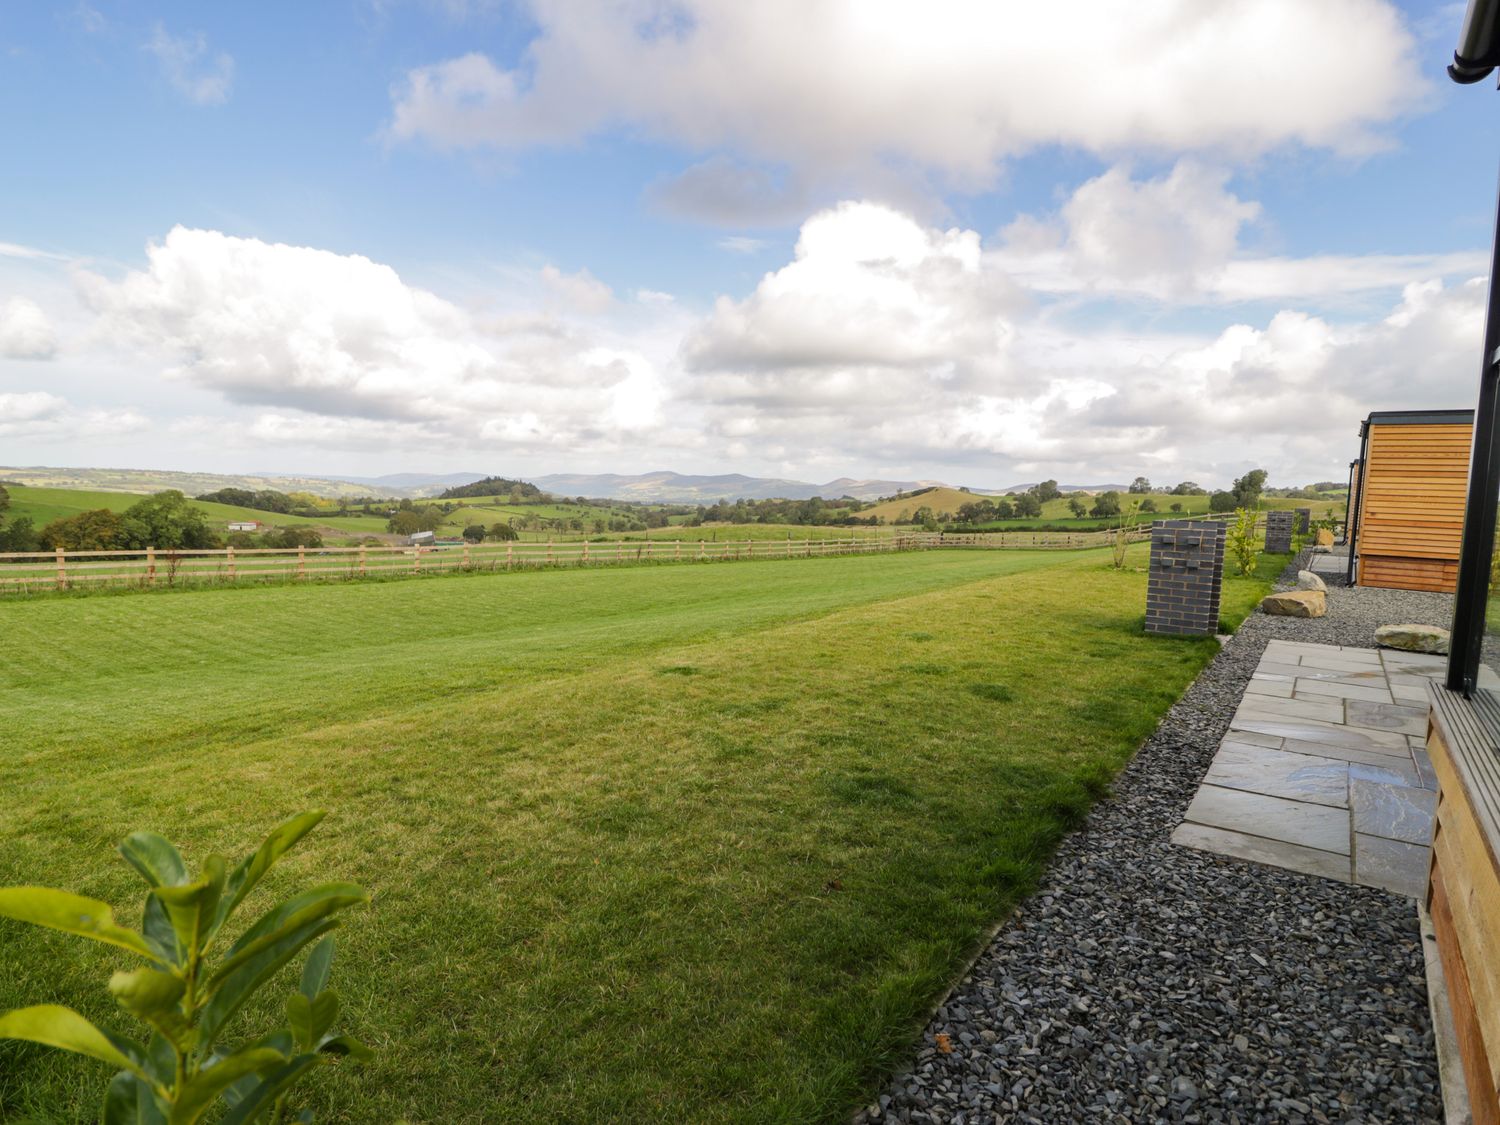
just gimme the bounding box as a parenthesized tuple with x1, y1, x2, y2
(1172, 641, 1439, 898)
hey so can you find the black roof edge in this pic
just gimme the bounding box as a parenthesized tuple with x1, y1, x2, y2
(1360, 408, 1474, 436)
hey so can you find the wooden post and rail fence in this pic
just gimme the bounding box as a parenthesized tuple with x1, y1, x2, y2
(0, 525, 1166, 595)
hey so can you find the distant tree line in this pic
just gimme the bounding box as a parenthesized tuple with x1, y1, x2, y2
(437, 476, 543, 501)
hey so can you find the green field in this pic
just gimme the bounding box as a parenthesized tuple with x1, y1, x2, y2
(1, 485, 390, 539)
(0, 545, 1279, 1121)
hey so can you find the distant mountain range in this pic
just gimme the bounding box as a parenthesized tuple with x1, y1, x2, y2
(530, 471, 952, 502)
(0, 465, 1134, 504)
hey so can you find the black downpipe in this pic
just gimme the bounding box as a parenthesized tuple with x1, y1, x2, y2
(1447, 162, 1500, 694)
(1345, 440, 1368, 587)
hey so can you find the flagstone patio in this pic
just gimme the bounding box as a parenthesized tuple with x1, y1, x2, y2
(1171, 639, 1495, 897)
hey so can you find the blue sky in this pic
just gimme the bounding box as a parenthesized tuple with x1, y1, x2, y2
(1, 0, 1497, 489)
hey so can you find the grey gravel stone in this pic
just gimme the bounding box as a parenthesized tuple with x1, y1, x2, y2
(855, 550, 1452, 1123)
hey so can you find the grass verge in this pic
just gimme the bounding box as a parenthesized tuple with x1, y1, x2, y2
(0, 545, 1280, 1122)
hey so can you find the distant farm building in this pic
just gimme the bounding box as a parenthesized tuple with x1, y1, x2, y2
(407, 530, 436, 546)
(1347, 409, 1473, 592)
(227, 520, 261, 532)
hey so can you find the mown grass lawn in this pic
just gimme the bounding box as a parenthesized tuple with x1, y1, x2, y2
(0, 545, 1279, 1122)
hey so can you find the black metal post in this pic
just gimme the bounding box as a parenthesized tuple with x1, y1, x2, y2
(1346, 433, 1368, 587)
(1447, 162, 1500, 694)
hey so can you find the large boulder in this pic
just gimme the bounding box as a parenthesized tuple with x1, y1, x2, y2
(1296, 570, 1327, 593)
(1314, 529, 1334, 547)
(1375, 623, 1450, 655)
(1261, 590, 1327, 618)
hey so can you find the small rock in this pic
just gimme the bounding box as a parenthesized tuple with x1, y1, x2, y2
(1296, 570, 1328, 593)
(1261, 590, 1327, 618)
(1374, 623, 1450, 655)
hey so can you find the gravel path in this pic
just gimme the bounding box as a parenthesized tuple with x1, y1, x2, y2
(858, 554, 1450, 1123)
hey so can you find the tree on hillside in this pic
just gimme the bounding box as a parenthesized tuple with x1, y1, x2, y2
(462, 524, 487, 542)
(1129, 476, 1152, 494)
(0, 483, 8, 514)
(266, 525, 323, 549)
(1034, 479, 1061, 502)
(1138, 498, 1157, 513)
(1090, 492, 1122, 518)
(0, 516, 37, 551)
(1067, 496, 1088, 518)
(39, 509, 126, 550)
(1209, 490, 1237, 512)
(438, 476, 543, 501)
(488, 522, 519, 541)
(119, 491, 220, 550)
(1231, 469, 1268, 508)
(1171, 481, 1207, 495)
(387, 507, 444, 535)
(1014, 493, 1042, 518)
(994, 498, 1015, 519)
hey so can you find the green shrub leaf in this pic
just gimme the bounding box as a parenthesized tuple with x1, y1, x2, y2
(285, 992, 313, 1051)
(217, 1056, 320, 1125)
(102, 1070, 168, 1125)
(316, 1034, 372, 1061)
(213, 884, 367, 985)
(299, 936, 334, 999)
(153, 856, 226, 955)
(141, 896, 181, 967)
(0, 1005, 148, 1079)
(196, 918, 342, 1049)
(169, 1046, 287, 1125)
(0, 887, 157, 960)
(108, 968, 189, 1047)
(119, 834, 189, 888)
(213, 811, 326, 938)
(309, 990, 339, 1044)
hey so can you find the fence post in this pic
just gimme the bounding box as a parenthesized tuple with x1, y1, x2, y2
(413, 546, 421, 574)
(298, 545, 307, 579)
(699, 540, 705, 560)
(146, 545, 156, 585)
(55, 546, 65, 590)
(227, 545, 236, 581)
(507, 542, 513, 570)
(583, 540, 590, 564)
(617, 539, 624, 562)
(463, 542, 470, 569)
(675, 541, 681, 561)
(359, 543, 367, 576)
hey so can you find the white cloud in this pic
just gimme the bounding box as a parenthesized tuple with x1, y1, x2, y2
(0, 391, 147, 439)
(0, 297, 59, 359)
(717, 236, 766, 255)
(996, 162, 1486, 303)
(0, 242, 68, 261)
(42, 203, 1490, 489)
(686, 201, 1018, 381)
(79, 227, 672, 455)
(540, 264, 614, 314)
(388, 0, 1425, 202)
(145, 24, 235, 106)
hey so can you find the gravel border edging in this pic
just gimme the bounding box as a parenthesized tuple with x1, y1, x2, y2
(856, 552, 1445, 1123)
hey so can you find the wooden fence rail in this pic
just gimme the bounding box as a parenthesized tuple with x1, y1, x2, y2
(0, 526, 1156, 594)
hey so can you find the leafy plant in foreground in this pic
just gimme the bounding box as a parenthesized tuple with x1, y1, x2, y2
(0, 811, 370, 1124)
(1227, 508, 1259, 576)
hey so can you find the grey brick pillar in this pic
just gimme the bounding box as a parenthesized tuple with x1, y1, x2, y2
(1145, 520, 1227, 636)
(1294, 507, 1311, 534)
(1264, 510, 1295, 554)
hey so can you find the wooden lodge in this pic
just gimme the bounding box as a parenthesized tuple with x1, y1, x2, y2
(1348, 410, 1474, 593)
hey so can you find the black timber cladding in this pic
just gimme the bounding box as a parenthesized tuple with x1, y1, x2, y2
(1145, 519, 1227, 637)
